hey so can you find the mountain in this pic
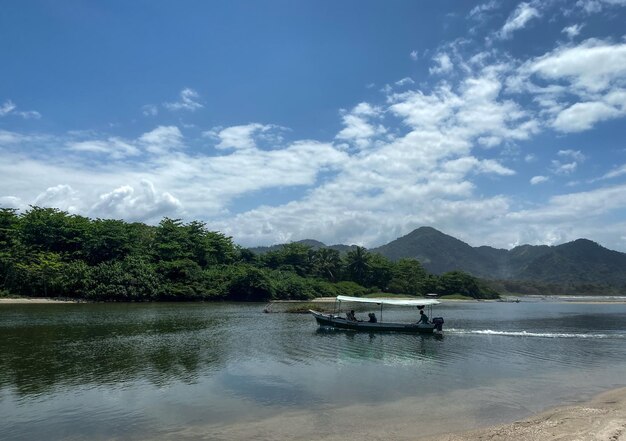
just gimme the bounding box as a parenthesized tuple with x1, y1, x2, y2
(372, 228, 626, 287)
(247, 227, 626, 287)
(514, 239, 626, 286)
(370, 227, 504, 278)
(248, 239, 357, 255)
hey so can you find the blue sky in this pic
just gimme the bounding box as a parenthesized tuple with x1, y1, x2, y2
(2, 0, 626, 251)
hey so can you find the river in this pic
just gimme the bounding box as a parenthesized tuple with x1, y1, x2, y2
(1, 300, 625, 440)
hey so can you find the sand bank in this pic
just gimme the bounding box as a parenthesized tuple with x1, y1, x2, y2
(425, 387, 626, 441)
(0, 297, 76, 304)
(164, 387, 626, 441)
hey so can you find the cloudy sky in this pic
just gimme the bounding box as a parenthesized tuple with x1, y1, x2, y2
(1, 0, 626, 251)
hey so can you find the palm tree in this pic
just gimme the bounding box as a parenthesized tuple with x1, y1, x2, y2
(345, 246, 371, 286)
(312, 248, 341, 282)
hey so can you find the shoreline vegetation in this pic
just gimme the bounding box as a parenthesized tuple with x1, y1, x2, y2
(0, 206, 498, 303)
(3, 295, 624, 307)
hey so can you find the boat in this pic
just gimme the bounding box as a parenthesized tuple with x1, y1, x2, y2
(309, 295, 444, 334)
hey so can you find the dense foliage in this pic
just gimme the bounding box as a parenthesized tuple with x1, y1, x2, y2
(0, 207, 499, 301)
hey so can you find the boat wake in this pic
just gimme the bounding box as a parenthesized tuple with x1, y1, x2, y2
(446, 329, 625, 339)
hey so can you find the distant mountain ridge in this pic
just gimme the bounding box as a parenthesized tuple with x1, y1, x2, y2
(249, 240, 357, 255)
(370, 227, 626, 287)
(249, 227, 626, 288)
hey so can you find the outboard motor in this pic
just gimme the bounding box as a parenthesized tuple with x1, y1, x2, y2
(432, 317, 444, 332)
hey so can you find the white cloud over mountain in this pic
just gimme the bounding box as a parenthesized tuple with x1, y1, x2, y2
(1, 1, 626, 251)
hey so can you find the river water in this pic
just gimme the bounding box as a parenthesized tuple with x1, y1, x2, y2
(1, 301, 625, 440)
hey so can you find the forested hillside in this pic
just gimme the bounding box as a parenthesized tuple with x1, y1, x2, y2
(0, 207, 498, 301)
(371, 227, 626, 292)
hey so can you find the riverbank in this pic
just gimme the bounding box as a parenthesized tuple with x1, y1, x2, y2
(425, 386, 626, 441)
(171, 386, 626, 440)
(0, 297, 77, 304)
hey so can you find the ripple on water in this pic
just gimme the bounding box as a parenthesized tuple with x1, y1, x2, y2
(1, 302, 626, 441)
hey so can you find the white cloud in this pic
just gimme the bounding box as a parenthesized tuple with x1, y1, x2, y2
(0, 99, 41, 119)
(469, 0, 499, 20)
(0, 129, 25, 145)
(562, 24, 583, 39)
(67, 137, 141, 159)
(390, 71, 538, 149)
(3, 7, 626, 253)
(0, 196, 24, 210)
(553, 99, 624, 132)
(139, 126, 184, 154)
(526, 39, 626, 94)
(61, 126, 183, 159)
(509, 39, 626, 133)
(206, 123, 278, 150)
(142, 104, 158, 116)
(395, 77, 414, 86)
(18, 111, 41, 120)
(576, 0, 626, 13)
(91, 180, 182, 222)
(549, 150, 585, 176)
(551, 160, 578, 175)
(443, 157, 515, 176)
(600, 163, 626, 180)
(429, 52, 453, 75)
(498, 2, 540, 39)
(558, 149, 586, 162)
(33, 184, 80, 213)
(476, 159, 516, 175)
(0, 100, 17, 116)
(510, 183, 626, 222)
(163, 88, 203, 112)
(336, 103, 386, 149)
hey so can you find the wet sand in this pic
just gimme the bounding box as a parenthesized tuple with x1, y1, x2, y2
(426, 387, 626, 441)
(160, 387, 626, 441)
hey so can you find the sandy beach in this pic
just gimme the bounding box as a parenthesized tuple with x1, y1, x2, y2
(0, 297, 76, 304)
(163, 387, 626, 441)
(425, 387, 626, 441)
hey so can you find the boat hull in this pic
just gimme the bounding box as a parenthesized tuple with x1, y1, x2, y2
(309, 310, 439, 334)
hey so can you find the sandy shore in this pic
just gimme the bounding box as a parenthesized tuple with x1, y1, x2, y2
(163, 387, 626, 441)
(0, 297, 76, 304)
(423, 387, 626, 441)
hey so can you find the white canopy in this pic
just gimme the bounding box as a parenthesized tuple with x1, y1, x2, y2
(336, 295, 439, 306)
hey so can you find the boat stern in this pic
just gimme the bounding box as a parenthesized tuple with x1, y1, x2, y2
(432, 317, 444, 332)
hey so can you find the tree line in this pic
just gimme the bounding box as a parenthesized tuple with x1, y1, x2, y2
(0, 207, 499, 301)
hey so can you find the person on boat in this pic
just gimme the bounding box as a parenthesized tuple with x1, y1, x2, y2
(417, 309, 429, 324)
(368, 313, 377, 323)
(346, 310, 357, 321)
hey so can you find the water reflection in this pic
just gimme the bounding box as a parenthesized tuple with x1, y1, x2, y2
(0, 304, 229, 396)
(0, 301, 625, 441)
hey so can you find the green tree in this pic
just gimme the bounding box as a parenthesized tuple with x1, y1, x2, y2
(85, 256, 161, 301)
(0, 208, 19, 291)
(436, 270, 499, 299)
(345, 246, 371, 285)
(272, 272, 317, 300)
(388, 258, 429, 295)
(367, 253, 393, 289)
(225, 265, 274, 301)
(84, 218, 132, 264)
(154, 218, 193, 262)
(311, 248, 342, 282)
(15, 251, 62, 297)
(262, 243, 313, 276)
(19, 206, 90, 258)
